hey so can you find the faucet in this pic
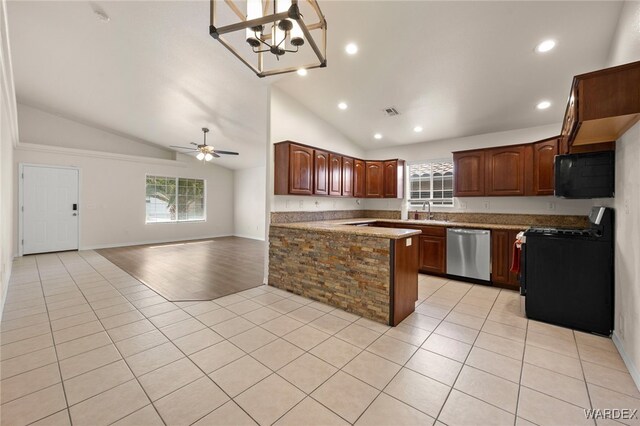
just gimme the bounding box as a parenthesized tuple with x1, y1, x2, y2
(422, 201, 433, 220)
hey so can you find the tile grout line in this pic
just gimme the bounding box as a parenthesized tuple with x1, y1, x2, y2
(32, 254, 74, 426)
(54, 252, 169, 426)
(77, 250, 262, 426)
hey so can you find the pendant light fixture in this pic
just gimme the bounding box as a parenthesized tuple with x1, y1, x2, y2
(209, 0, 327, 77)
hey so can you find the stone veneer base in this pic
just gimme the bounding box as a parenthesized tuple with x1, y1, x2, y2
(268, 226, 391, 324)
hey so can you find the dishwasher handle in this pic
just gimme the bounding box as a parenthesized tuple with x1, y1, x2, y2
(447, 228, 490, 235)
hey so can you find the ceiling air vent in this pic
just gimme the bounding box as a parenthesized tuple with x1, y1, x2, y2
(383, 107, 400, 117)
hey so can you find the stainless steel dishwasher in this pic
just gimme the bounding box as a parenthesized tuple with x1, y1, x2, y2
(446, 228, 491, 281)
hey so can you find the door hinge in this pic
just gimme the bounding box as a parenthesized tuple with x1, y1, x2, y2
(21, 239, 23, 245)
(21, 173, 24, 178)
(21, 206, 23, 212)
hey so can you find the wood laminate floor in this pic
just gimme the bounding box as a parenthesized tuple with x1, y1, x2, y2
(97, 236, 265, 301)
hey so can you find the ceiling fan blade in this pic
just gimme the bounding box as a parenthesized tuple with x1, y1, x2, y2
(212, 152, 221, 158)
(190, 142, 199, 146)
(214, 150, 239, 155)
(170, 145, 198, 150)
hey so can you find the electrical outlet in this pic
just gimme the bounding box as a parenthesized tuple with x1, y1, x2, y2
(460, 201, 467, 210)
(483, 201, 490, 210)
(548, 202, 556, 211)
(285, 200, 290, 209)
(299, 200, 304, 208)
(625, 199, 630, 215)
(333, 200, 337, 208)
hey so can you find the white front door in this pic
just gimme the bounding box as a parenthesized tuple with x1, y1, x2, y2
(22, 165, 79, 255)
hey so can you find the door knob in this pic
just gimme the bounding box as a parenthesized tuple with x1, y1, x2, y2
(72, 213, 77, 216)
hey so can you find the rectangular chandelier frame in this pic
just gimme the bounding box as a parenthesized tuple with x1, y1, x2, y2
(209, 0, 327, 77)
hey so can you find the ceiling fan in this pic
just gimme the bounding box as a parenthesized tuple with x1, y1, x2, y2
(170, 128, 239, 161)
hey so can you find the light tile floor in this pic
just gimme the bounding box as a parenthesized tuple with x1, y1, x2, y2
(1, 251, 639, 426)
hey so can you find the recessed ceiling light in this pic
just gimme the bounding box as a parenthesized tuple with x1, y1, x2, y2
(413, 126, 423, 133)
(297, 68, 308, 76)
(374, 133, 382, 140)
(345, 43, 358, 55)
(536, 100, 551, 110)
(338, 102, 348, 110)
(535, 39, 556, 53)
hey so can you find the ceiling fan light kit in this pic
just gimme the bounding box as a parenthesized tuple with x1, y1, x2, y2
(209, 0, 327, 77)
(170, 128, 239, 162)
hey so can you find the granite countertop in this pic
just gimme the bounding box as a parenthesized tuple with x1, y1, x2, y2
(270, 218, 532, 239)
(270, 219, 422, 239)
(379, 219, 530, 231)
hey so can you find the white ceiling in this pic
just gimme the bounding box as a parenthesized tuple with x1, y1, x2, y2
(7, 1, 269, 169)
(7, 1, 625, 166)
(274, 1, 624, 149)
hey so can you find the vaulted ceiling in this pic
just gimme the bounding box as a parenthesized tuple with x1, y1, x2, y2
(7, 1, 625, 168)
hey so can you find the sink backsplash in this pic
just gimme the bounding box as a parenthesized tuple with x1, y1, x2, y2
(271, 210, 589, 228)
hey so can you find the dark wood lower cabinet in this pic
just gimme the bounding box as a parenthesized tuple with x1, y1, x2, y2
(419, 236, 446, 275)
(491, 229, 522, 290)
(391, 236, 419, 326)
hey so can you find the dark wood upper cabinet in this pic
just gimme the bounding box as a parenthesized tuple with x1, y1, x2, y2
(314, 149, 329, 195)
(531, 138, 558, 196)
(365, 161, 384, 198)
(274, 141, 405, 198)
(329, 154, 343, 196)
(453, 150, 485, 197)
(561, 60, 639, 149)
(274, 142, 314, 195)
(342, 157, 354, 197)
(353, 159, 366, 198)
(485, 145, 526, 196)
(383, 160, 405, 198)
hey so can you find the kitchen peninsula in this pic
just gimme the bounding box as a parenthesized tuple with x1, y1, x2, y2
(269, 219, 420, 326)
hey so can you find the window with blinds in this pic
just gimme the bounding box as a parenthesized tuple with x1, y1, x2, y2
(408, 160, 454, 206)
(145, 176, 206, 223)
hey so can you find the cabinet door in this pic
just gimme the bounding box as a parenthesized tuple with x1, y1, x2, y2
(329, 154, 342, 196)
(288, 144, 314, 195)
(485, 145, 526, 196)
(453, 151, 485, 196)
(314, 150, 329, 195)
(491, 229, 521, 289)
(365, 161, 384, 198)
(532, 139, 558, 196)
(383, 160, 398, 198)
(342, 157, 354, 197)
(491, 230, 511, 284)
(353, 159, 366, 198)
(419, 236, 446, 275)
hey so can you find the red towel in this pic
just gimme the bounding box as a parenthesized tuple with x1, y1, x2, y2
(510, 241, 521, 274)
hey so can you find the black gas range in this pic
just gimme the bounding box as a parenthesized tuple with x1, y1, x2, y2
(521, 206, 614, 336)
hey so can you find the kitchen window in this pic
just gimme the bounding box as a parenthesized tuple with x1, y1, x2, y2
(145, 175, 206, 223)
(408, 160, 454, 206)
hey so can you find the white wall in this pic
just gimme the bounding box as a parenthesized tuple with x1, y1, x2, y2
(17, 103, 174, 160)
(15, 146, 234, 250)
(269, 88, 365, 212)
(607, 0, 640, 389)
(364, 123, 596, 215)
(234, 165, 266, 240)
(1, 0, 17, 314)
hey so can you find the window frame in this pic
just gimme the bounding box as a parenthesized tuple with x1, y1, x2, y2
(407, 159, 455, 207)
(145, 174, 207, 224)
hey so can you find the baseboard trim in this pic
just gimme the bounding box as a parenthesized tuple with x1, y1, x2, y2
(233, 234, 266, 241)
(82, 234, 235, 250)
(612, 331, 640, 392)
